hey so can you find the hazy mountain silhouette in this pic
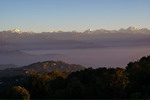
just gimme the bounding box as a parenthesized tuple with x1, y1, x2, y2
(0, 50, 72, 66)
(0, 64, 18, 70)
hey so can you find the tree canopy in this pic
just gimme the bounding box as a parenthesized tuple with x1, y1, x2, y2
(1, 55, 150, 99)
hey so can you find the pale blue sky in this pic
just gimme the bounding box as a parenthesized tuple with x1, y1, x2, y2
(0, 0, 150, 32)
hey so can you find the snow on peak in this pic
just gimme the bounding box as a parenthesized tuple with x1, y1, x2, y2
(11, 29, 22, 33)
(84, 28, 94, 33)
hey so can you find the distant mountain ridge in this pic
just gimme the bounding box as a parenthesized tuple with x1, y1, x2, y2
(1, 27, 150, 34)
(0, 27, 150, 68)
(0, 50, 31, 55)
(0, 27, 150, 51)
(0, 64, 18, 70)
(0, 61, 85, 77)
(0, 50, 72, 66)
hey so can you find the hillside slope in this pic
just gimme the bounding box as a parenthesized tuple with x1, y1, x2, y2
(0, 61, 85, 77)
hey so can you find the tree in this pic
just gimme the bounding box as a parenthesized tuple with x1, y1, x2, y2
(126, 56, 150, 98)
(4, 86, 30, 100)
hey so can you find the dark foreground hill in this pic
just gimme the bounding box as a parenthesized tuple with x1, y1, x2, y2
(1, 55, 150, 99)
(0, 61, 85, 77)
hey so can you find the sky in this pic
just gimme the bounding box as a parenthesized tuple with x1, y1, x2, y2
(0, 0, 150, 32)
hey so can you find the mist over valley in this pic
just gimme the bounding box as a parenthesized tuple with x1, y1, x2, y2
(0, 27, 150, 68)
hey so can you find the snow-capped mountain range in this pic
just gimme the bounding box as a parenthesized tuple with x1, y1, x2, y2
(0, 27, 150, 50)
(83, 27, 150, 34)
(1, 27, 150, 34)
(0, 27, 150, 68)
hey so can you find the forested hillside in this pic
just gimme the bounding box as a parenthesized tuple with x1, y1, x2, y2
(0, 61, 85, 78)
(0, 56, 150, 99)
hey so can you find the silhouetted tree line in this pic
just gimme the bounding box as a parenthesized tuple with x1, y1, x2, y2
(1, 56, 150, 99)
